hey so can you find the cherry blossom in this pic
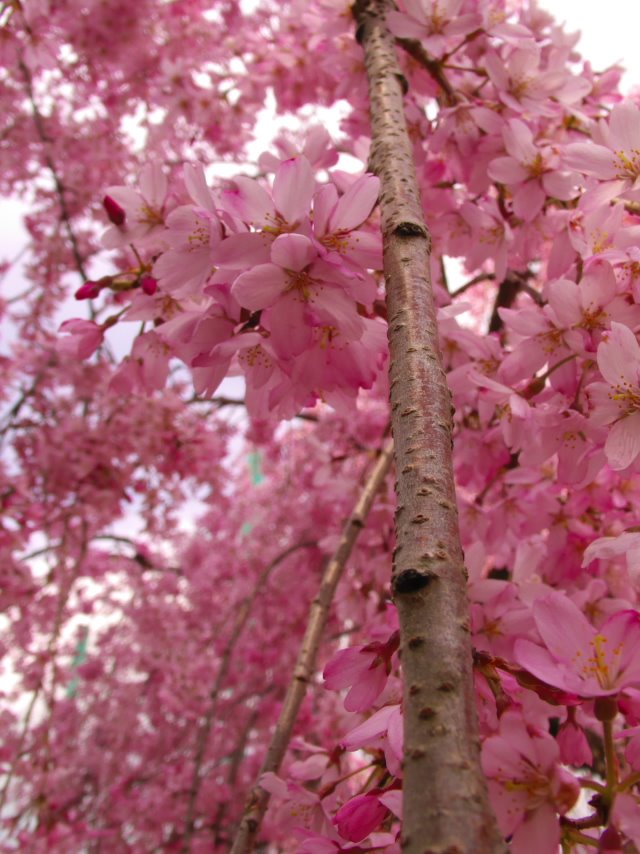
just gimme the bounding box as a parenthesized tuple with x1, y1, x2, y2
(515, 591, 640, 697)
(481, 711, 580, 853)
(102, 163, 169, 249)
(565, 101, 640, 208)
(588, 321, 640, 469)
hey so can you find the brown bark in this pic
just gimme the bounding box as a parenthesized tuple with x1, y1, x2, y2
(352, 1, 506, 851)
(229, 439, 394, 854)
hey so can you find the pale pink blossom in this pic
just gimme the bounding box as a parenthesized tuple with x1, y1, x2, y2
(387, 0, 482, 56)
(258, 126, 339, 173)
(546, 261, 640, 355)
(488, 119, 577, 221)
(231, 233, 367, 360)
(109, 331, 171, 394)
(312, 174, 381, 272)
(152, 204, 224, 297)
(102, 163, 168, 249)
(583, 530, 640, 578)
(564, 101, 640, 208)
(341, 704, 403, 777)
(612, 793, 640, 848)
(220, 155, 314, 235)
(58, 319, 104, 360)
(485, 48, 576, 116)
(587, 322, 640, 469)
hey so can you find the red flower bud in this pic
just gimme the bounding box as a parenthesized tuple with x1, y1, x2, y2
(103, 195, 126, 226)
(140, 275, 158, 296)
(75, 280, 102, 300)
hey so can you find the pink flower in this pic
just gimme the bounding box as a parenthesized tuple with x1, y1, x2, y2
(152, 165, 224, 298)
(564, 102, 640, 208)
(58, 319, 104, 360)
(231, 233, 366, 360)
(312, 174, 381, 272)
(333, 793, 389, 843)
(341, 704, 403, 777)
(220, 155, 314, 233)
(583, 530, 640, 575)
(485, 48, 580, 116)
(612, 793, 640, 848)
(515, 591, 640, 697)
(102, 163, 168, 249)
(386, 0, 481, 56)
(587, 322, 640, 470)
(482, 711, 580, 853)
(556, 717, 592, 766)
(488, 119, 577, 221)
(323, 631, 399, 712)
(546, 261, 640, 355)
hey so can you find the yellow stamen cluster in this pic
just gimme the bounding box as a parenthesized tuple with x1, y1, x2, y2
(614, 148, 640, 181)
(574, 633, 622, 689)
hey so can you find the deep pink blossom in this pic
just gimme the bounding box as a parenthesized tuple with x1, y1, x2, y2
(515, 591, 640, 697)
(482, 711, 580, 853)
(323, 630, 399, 712)
(333, 793, 388, 843)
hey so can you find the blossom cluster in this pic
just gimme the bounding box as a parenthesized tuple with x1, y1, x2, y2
(62, 139, 387, 422)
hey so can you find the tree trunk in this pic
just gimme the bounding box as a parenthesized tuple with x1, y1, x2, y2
(352, 2, 506, 851)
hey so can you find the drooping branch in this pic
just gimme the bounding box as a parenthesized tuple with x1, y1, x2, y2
(352, 2, 505, 851)
(229, 438, 394, 854)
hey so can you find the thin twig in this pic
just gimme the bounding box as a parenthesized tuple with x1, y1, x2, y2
(396, 38, 458, 105)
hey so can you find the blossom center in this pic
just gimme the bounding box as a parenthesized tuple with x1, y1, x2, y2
(614, 148, 640, 181)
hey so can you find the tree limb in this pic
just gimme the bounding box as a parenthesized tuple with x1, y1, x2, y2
(229, 438, 394, 854)
(352, 1, 505, 851)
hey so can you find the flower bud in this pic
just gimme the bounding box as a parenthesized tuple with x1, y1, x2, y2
(140, 275, 158, 295)
(75, 280, 102, 300)
(103, 195, 126, 226)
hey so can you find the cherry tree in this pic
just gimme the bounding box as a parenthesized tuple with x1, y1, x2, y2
(1, 0, 640, 851)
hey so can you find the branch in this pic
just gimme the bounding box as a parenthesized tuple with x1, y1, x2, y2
(396, 38, 459, 106)
(229, 438, 394, 854)
(352, 2, 505, 851)
(188, 396, 319, 422)
(181, 539, 318, 852)
(488, 270, 540, 333)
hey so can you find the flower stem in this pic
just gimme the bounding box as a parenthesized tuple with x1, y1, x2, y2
(602, 718, 618, 797)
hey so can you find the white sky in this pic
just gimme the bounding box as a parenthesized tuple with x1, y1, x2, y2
(547, 0, 640, 93)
